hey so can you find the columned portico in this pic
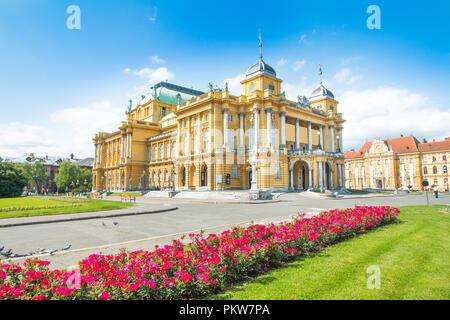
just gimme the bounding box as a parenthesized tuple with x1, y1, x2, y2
(318, 161, 323, 190)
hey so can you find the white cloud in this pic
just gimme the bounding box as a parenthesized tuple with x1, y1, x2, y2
(277, 58, 288, 67)
(333, 68, 361, 84)
(126, 67, 174, 85)
(0, 101, 125, 159)
(293, 60, 306, 72)
(282, 76, 316, 101)
(339, 87, 450, 150)
(151, 56, 165, 64)
(223, 73, 245, 96)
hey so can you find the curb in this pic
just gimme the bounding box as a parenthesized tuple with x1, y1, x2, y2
(0, 207, 178, 229)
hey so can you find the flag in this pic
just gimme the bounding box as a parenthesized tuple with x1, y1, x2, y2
(319, 64, 322, 75)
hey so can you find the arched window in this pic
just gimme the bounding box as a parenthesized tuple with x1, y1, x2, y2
(433, 166, 437, 174)
(154, 145, 158, 160)
(160, 144, 164, 159)
(423, 167, 428, 174)
(232, 164, 237, 179)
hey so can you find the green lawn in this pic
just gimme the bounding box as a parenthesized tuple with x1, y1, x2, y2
(107, 192, 141, 197)
(211, 205, 450, 300)
(0, 196, 134, 219)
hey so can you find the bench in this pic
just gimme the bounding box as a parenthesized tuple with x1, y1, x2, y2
(121, 194, 136, 203)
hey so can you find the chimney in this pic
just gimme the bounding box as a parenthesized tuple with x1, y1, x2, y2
(422, 138, 427, 143)
(432, 139, 435, 142)
(350, 149, 355, 151)
(70, 153, 74, 159)
(400, 134, 403, 137)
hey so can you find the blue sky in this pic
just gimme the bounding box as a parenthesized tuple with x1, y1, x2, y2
(0, 0, 449, 158)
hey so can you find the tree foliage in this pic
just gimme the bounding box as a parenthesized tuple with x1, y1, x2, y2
(16, 161, 48, 191)
(0, 159, 27, 198)
(55, 161, 92, 192)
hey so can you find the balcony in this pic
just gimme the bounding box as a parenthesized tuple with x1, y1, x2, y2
(287, 149, 344, 158)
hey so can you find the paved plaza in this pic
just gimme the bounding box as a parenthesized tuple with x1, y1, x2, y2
(1, 192, 448, 269)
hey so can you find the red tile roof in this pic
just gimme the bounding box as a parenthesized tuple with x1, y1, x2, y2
(345, 136, 421, 159)
(418, 139, 450, 152)
(385, 136, 420, 153)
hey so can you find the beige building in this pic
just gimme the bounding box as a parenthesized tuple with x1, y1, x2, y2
(344, 136, 450, 191)
(93, 54, 346, 193)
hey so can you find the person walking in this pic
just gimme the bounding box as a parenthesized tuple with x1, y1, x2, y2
(433, 186, 439, 198)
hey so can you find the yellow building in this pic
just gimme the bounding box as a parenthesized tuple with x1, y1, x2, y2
(93, 54, 346, 193)
(344, 136, 450, 191)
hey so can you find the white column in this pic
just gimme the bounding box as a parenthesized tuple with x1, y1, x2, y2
(295, 119, 300, 150)
(308, 168, 313, 189)
(329, 124, 335, 153)
(319, 125, 324, 149)
(318, 161, 323, 189)
(197, 116, 201, 153)
(265, 108, 272, 147)
(289, 169, 294, 190)
(121, 135, 125, 159)
(308, 121, 312, 151)
(280, 111, 286, 147)
(223, 108, 229, 147)
(330, 164, 334, 189)
(95, 144, 99, 164)
(99, 143, 102, 163)
(254, 108, 259, 148)
(239, 112, 245, 148)
(338, 127, 343, 152)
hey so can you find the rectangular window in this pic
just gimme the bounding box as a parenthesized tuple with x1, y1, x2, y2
(232, 164, 237, 179)
(162, 107, 166, 117)
(204, 114, 209, 121)
(269, 84, 275, 91)
(229, 115, 234, 122)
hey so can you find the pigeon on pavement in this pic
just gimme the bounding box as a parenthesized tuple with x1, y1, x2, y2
(113, 222, 119, 226)
(0, 246, 4, 252)
(62, 244, 71, 251)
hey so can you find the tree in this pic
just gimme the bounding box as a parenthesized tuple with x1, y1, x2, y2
(79, 168, 93, 191)
(0, 159, 27, 198)
(16, 161, 48, 193)
(55, 161, 80, 191)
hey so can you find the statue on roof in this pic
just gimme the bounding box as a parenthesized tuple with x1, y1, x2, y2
(127, 99, 132, 112)
(208, 82, 213, 92)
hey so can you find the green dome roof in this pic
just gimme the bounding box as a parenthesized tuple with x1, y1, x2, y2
(151, 82, 204, 105)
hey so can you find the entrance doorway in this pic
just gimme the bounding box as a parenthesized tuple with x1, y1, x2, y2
(201, 165, 208, 187)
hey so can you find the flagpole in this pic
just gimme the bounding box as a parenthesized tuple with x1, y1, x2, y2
(259, 29, 262, 60)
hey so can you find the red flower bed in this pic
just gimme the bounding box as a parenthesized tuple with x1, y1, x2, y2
(0, 206, 398, 300)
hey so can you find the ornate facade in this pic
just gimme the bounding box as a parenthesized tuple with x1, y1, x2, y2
(93, 55, 346, 192)
(344, 136, 450, 191)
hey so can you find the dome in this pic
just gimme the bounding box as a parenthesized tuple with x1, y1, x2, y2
(309, 82, 334, 100)
(246, 58, 276, 78)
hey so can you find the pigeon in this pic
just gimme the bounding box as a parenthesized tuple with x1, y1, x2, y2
(48, 249, 57, 255)
(0, 246, 4, 252)
(4, 249, 12, 255)
(102, 222, 107, 226)
(62, 244, 71, 251)
(113, 222, 119, 226)
(38, 248, 46, 252)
